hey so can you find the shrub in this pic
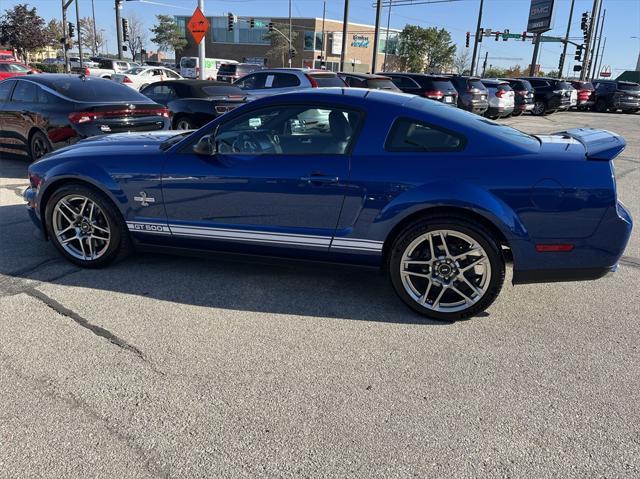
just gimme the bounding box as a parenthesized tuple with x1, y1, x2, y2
(29, 62, 64, 73)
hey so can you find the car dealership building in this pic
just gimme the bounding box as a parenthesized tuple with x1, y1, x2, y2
(175, 15, 401, 72)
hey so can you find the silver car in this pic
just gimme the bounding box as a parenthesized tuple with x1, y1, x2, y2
(233, 68, 346, 99)
(481, 79, 515, 119)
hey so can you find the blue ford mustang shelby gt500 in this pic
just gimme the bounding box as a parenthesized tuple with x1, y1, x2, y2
(23, 88, 632, 321)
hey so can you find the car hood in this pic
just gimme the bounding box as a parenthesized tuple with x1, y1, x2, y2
(48, 131, 182, 156)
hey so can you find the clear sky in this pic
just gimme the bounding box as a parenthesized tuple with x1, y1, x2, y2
(4, 0, 640, 74)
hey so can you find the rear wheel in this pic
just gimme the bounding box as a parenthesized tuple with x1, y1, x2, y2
(173, 116, 196, 130)
(531, 101, 546, 115)
(29, 130, 51, 162)
(388, 218, 505, 321)
(45, 184, 130, 268)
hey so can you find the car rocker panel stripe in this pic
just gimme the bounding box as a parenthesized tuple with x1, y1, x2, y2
(126, 221, 383, 252)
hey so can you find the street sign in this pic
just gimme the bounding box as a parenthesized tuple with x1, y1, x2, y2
(527, 0, 556, 33)
(187, 7, 209, 45)
(254, 20, 267, 28)
(540, 35, 563, 42)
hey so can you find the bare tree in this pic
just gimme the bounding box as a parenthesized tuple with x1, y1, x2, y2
(125, 13, 148, 61)
(79, 17, 104, 56)
(453, 48, 471, 74)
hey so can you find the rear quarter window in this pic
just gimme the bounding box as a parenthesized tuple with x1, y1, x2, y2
(310, 74, 345, 87)
(386, 118, 466, 153)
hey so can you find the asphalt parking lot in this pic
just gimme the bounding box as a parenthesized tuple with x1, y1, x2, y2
(1, 110, 638, 478)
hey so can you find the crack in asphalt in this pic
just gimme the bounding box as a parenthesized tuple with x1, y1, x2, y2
(0, 350, 170, 479)
(620, 256, 640, 270)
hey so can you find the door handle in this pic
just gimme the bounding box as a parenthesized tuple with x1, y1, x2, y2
(300, 175, 339, 184)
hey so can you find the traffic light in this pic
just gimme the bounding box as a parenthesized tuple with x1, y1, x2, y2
(477, 28, 483, 42)
(289, 48, 296, 59)
(573, 65, 582, 72)
(522, 31, 527, 41)
(227, 13, 236, 32)
(502, 29, 509, 41)
(465, 32, 470, 48)
(574, 45, 583, 61)
(558, 53, 563, 71)
(268, 22, 274, 32)
(68, 22, 75, 38)
(122, 18, 129, 42)
(580, 12, 589, 32)
(495, 31, 500, 41)
(250, 18, 255, 28)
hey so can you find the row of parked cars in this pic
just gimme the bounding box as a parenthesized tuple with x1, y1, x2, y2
(1, 63, 639, 163)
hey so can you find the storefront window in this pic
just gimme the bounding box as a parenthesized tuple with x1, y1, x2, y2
(315, 32, 324, 52)
(212, 17, 234, 43)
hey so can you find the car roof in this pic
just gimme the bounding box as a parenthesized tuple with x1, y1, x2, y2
(6, 73, 113, 88)
(339, 72, 390, 80)
(154, 79, 228, 87)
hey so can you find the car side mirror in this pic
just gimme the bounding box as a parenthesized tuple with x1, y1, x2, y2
(193, 135, 217, 156)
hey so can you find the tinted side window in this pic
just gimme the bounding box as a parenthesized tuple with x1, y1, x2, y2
(272, 73, 300, 88)
(386, 118, 465, 152)
(235, 72, 267, 89)
(0, 80, 15, 101)
(11, 81, 38, 102)
(391, 76, 419, 88)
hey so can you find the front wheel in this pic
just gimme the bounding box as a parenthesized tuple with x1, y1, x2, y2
(45, 184, 130, 268)
(531, 101, 546, 116)
(29, 130, 52, 162)
(388, 218, 505, 321)
(173, 116, 196, 130)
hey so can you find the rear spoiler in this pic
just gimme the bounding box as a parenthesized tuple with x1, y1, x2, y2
(554, 128, 626, 161)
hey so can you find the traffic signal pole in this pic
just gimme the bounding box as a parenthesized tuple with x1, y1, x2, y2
(558, 0, 575, 78)
(115, 0, 123, 59)
(198, 0, 205, 79)
(61, 0, 70, 72)
(580, 0, 599, 80)
(470, 0, 484, 77)
(529, 34, 541, 76)
(340, 0, 350, 71)
(589, 7, 605, 80)
(75, 0, 83, 68)
(371, 0, 383, 73)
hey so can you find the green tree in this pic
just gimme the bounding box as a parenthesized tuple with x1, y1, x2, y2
(264, 23, 298, 67)
(503, 64, 523, 77)
(483, 67, 506, 78)
(151, 15, 187, 54)
(424, 28, 456, 72)
(0, 3, 47, 61)
(398, 25, 429, 72)
(44, 19, 64, 48)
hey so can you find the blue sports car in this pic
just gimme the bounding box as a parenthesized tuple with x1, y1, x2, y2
(23, 88, 632, 321)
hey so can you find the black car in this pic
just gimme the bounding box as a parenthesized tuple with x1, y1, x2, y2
(445, 75, 489, 114)
(592, 80, 640, 113)
(499, 78, 535, 116)
(380, 72, 458, 106)
(140, 80, 249, 130)
(0, 74, 169, 161)
(517, 77, 572, 115)
(338, 72, 400, 91)
(216, 63, 264, 83)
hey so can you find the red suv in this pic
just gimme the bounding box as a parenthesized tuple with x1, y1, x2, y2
(0, 61, 38, 80)
(570, 80, 595, 110)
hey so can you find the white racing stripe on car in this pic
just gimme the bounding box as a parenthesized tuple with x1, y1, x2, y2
(126, 221, 383, 252)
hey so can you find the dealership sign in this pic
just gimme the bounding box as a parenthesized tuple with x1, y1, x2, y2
(527, 0, 555, 33)
(351, 34, 369, 48)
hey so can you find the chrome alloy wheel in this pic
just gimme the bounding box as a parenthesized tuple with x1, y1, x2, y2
(52, 195, 111, 261)
(399, 230, 492, 313)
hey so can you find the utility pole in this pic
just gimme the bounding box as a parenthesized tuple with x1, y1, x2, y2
(75, 0, 83, 68)
(371, 0, 383, 73)
(61, 0, 70, 72)
(558, 0, 575, 79)
(587, 0, 603, 79)
(580, 0, 599, 80)
(115, 0, 123, 60)
(481, 51, 488, 77)
(198, 0, 205, 78)
(382, 2, 392, 71)
(288, 0, 292, 67)
(321, 0, 326, 68)
(529, 34, 541, 76)
(340, 0, 349, 71)
(589, 8, 605, 80)
(595, 37, 606, 80)
(470, 0, 484, 80)
(91, 0, 98, 56)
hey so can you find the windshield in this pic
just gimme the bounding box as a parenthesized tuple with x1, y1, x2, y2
(618, 82, 640, 91)
(181, 58, 196, 68)
(51, 78, 149, 101)
(431, 80, 456, 91)
(124, 67, 147, 75)
(469, 79, 486, 90)
(217, 64, 237, 74)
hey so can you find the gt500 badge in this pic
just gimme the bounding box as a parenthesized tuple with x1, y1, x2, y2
(127, 222, 170, 233)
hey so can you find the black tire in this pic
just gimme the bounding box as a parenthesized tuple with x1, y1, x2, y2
(594, 98, 608, 113)
(44, 183, 131, 268)
(511, 110, 523, 117)
(388, 217, 505, 322)
(173, 115, 196, 130)
(531, 100, 546, 116)
(29, 130, 52, 162)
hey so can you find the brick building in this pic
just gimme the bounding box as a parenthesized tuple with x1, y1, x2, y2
(175, 15, 400, 73)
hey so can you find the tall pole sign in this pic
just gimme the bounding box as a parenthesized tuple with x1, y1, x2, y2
(187, 3, 209, 79)
(526, 0, 556, 76)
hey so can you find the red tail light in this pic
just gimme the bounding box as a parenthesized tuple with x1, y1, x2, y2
(84, 68, 90, 76)
(68, 107, 170, 124)
(535, 244, 574, 252)
(496, 89, 508, 98)
(122, 76, 133, 84)
(424, 90, 443, 99)
(304, 74, 319, 87)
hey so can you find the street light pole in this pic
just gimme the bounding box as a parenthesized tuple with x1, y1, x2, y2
(91, 0, 98, 56)
(558, 0, 575, 79)
(371, 0, 383, 73)
(198, 0, 205, 78)
(115, 0, 123, 60)
(340, 0, 349, 71)
(288, 0, 292, 67)
(75, 0, 83, 68)
(470, 0, 483, 79)
(61, 0, 69, 72)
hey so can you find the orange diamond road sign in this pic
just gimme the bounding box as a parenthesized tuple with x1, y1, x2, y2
(187, 7, 209, 44)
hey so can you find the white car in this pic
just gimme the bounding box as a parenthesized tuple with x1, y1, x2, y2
(111, 66, 183, 90)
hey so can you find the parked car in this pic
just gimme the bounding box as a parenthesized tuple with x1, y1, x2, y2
(216, 63, 264, 83)
(0, 74, 169, 161)
(0, 61, 38, 80)
(338, 72, 400, 91)
(140, 80, 248, 130)
(592, 80, 640, 113)
(23, 89, 632, 321)
(112, 66, 183, 91)
(69, 57, 99, 68)
(498, 78, 534, 116)
(570, 80, 596, 110)
(41, 58, 64, 65)
(480, 80, 515, 119)
(517, 77, 572, 115)
(380, 73, 458, 106)
(179, 57, 237, 79)
(233, 68, 346, 99)
(443, 75, 489, 115)
(71, 58, 138, 79)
